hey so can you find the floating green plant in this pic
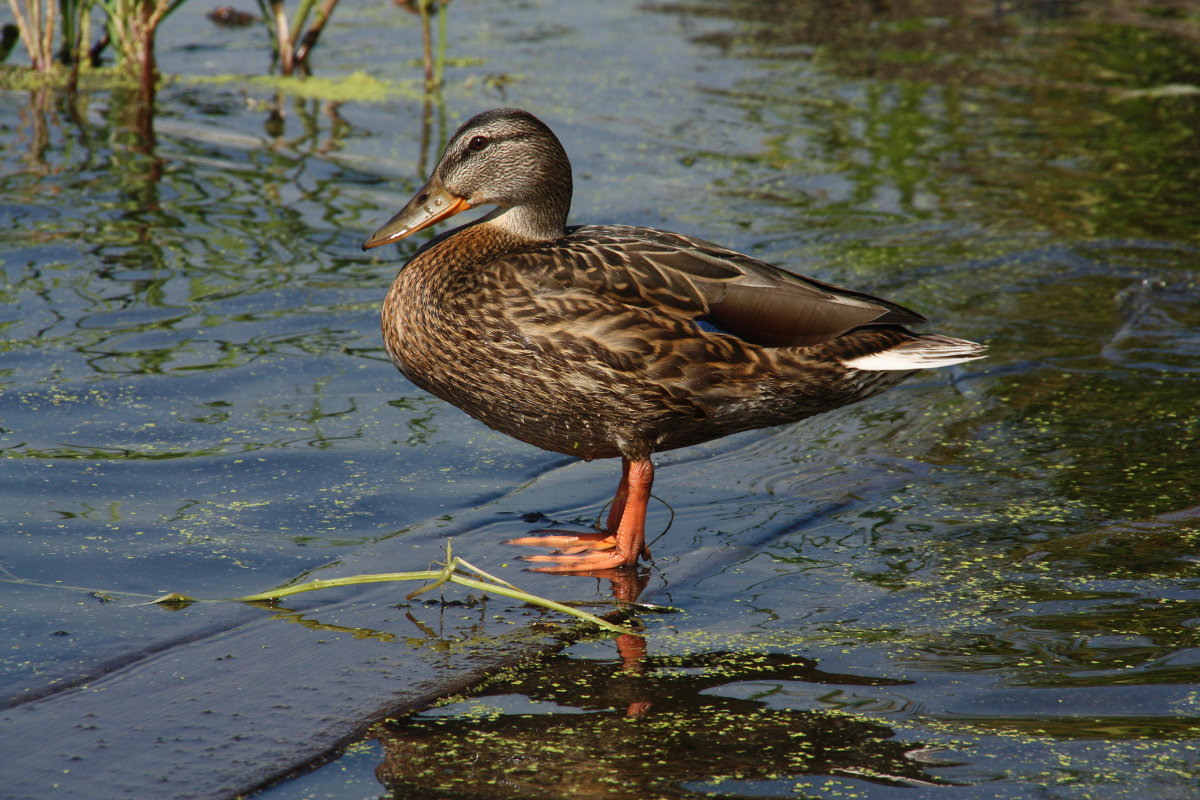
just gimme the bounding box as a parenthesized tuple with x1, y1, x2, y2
(151, 541, 643, 636)
(185, 70, 419, 102)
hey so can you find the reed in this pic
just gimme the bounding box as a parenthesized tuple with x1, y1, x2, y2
(5, 0, 55, 70)
(411, 0, 451, 90)
(97, 0, 187, 79)
(3, 0, 183, 98)
(5, 0, 93, 72)
(256, 0, 340, 76)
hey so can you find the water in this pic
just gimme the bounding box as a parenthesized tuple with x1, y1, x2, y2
(2, 0, 1199, 798)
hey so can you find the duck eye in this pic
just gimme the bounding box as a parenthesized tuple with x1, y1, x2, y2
(467, 135, 489, 152)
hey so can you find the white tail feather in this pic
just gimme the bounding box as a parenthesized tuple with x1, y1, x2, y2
(842, 335, 985, 371)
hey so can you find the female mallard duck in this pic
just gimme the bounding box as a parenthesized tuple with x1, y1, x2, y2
(363, 108, 984, 572)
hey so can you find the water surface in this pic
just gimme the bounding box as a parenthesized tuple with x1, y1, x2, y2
(2, 0, 1199, 798)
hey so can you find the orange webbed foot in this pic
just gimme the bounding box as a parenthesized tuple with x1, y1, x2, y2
(505, 457, 655, 573)
(504, 529, 617, 555)
(518, 548, 644, 573)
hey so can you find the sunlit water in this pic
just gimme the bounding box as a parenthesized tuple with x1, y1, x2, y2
(2, 0, 1199, 798)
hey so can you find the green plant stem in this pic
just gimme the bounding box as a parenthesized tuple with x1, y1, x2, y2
(229, 564, 635, 636)
(447, 573, 635, 636)
(233, 569, 445, 602)
(417, 0, 432, 90)
(433, 0, 447, 88)
(269, 0, 292, 74)
(293, 0, 337, 70)
(288, 0, 316, 40)
(94, 0, 184, 80)
(7, 0, 48, 69)
(40, 0, 55, 68)
(196, 545, 640, 636)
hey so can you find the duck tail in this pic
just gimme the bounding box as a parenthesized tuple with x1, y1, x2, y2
(841, 333, 986, 371)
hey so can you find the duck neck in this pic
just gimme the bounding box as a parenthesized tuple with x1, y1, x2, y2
(479, 202, 568, 243)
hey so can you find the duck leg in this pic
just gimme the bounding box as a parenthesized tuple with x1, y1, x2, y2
(505, 458, 653, 571)
(506, 458, 632, 554)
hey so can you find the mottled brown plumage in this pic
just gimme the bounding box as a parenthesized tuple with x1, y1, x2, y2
(364, 108, 984, 571)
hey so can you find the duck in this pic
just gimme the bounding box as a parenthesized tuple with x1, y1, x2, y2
(362, 107, 984, 572)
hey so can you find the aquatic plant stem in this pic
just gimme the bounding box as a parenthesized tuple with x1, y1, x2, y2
(293, 0, 336, 68)
(95, 0, 186, 90)
(232, 569, 445, 601)
(434, 0, 448, 88)
(258, 0, 340, 76)
(6, 0, 53, 69)
(268, 0, 292, 74)
(417, 0, 433, 90)
(41, 0, 54, 66)
(153, 542, 639, 636)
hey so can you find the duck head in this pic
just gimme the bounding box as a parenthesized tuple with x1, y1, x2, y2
(362, 107, 573, 250)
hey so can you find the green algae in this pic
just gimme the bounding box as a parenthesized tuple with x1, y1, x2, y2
(184, 70, 425, 103)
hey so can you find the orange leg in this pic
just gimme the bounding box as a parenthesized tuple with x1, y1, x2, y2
(504, 458, 632, 553)
(505, 458, 654, 571)
(605, 460, 631, 533)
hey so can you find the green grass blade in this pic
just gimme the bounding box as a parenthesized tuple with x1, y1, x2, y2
(447, 573, 638, 636)
(229, 569, 444, 602)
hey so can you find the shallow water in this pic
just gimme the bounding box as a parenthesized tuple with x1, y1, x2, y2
(2, 0, 1200, 798)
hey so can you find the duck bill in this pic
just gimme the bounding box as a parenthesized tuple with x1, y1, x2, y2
(361, 174, 472, 251)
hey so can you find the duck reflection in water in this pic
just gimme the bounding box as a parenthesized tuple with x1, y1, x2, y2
(373, 630, 960, 796)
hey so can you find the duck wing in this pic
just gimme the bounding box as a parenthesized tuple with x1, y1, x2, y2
(506, 225, 925, 347)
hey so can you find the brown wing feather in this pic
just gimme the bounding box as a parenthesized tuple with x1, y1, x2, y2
(503, 224, 925, 347)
